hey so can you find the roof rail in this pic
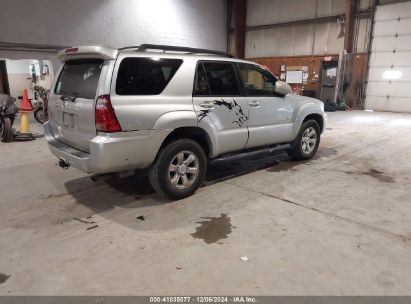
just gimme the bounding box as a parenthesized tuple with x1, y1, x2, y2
(118, 44, 233, 58)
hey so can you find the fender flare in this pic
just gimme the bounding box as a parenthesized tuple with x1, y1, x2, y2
(153, 111, 219, 157)
(292, 105, 325, 140)
(153, 111, 197, 130)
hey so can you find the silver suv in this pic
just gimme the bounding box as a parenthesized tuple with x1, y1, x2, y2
(45, 44, 325, 199)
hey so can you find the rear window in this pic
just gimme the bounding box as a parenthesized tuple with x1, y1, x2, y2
(115, 58, 183, 95)
(55, 59, 103, 99)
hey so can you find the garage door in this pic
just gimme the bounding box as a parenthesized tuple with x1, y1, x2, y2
(365, 1, 411, 113)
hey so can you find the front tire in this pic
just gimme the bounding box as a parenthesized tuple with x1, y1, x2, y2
(149, 139, 207, 200)
(287, 120, 320, 160)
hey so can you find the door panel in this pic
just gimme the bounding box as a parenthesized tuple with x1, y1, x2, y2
(238, 64, 293, 148)
(192, 61, 249, 155)
(319, 60, 338, 104)
(246, 96, 293, 148)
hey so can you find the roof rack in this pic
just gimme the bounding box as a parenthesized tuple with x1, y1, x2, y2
(118, 44, 233, 58)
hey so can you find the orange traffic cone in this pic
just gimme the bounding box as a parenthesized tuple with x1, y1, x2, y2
(15, 89, 35, 141)
(20, 89, 33, 112)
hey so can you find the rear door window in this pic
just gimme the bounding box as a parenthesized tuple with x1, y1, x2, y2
(193, 63, 210, 96)
(195, 61, 240, 96)
(116, 58, 183, 95)
(55, 59, 103, 99)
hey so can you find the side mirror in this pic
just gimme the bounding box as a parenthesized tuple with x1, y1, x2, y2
(275, 81, 292, 95)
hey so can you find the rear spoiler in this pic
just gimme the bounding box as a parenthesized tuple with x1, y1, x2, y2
(57, 46, 118, 62)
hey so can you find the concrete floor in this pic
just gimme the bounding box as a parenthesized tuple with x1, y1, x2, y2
(1, 111, 411, 295)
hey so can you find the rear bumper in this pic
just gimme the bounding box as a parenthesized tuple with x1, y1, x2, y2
(44, 121, 170, 174)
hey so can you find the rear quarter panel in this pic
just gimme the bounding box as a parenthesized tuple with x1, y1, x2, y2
(109, 54, 196, 131)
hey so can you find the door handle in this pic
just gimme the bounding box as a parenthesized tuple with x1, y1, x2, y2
(199, 101, 215, 109)
(248, 100, 260, 107)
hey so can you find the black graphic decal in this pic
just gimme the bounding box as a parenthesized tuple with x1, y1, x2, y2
(198, 108, 212, 122)
(197, 98, 249, 127)
(231, 99, 248, 127)
(212, 99, 233, 110)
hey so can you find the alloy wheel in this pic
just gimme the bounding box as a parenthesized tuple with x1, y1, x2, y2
(168, 151, 199, 190)
(301, 126, 317, 154)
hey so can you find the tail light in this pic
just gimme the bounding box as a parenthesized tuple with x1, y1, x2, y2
(95, 95, 122, 132)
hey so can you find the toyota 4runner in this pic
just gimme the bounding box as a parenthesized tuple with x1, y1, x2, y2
(45, 44, 325, 200)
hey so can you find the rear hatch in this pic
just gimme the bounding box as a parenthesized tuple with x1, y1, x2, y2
(49, 46, 117, 152)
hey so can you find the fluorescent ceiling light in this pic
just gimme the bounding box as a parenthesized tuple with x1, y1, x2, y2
(383, 70, 402, 80)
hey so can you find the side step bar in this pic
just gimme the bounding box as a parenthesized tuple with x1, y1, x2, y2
(210, 144, 290, 165)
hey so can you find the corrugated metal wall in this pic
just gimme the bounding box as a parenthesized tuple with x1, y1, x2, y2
(238, 0, 372, 58)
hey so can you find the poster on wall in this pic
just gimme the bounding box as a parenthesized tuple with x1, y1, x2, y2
(327, 67, 337, 78)
(286, 71, 303, 84)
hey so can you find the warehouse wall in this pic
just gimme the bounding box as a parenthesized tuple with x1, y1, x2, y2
(0, 0, 227, 60)
(243, 0, 372, 58)
(0, 0, 227, 95)
(237, 0, 373, 102)
(0, 59, 31, 98)
(247, 54, 339, 92)
(0, 0, 227, 50)
(246, 0, 342, 57)
(0, 59, 54, 97)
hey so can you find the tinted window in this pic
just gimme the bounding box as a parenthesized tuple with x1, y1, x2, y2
(55, 59, 103, 99)
(116, 58, 183, 95)
(193, 64, 210, 96)
(239, 64, 277, 97)
(200, 62, 240, 96)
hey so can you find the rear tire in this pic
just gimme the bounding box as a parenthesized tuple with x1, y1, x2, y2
(1, 117, 14, 143)
(149, 139, 207, 200)
(287, 120, 320, 160)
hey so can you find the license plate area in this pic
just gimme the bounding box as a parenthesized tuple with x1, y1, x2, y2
(63, 112, 76, 128)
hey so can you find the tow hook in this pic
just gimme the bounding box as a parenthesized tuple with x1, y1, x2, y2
(58, 159, 70, 170)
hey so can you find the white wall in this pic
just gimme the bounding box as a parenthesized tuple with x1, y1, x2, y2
(0, 0, 227, 65)
(2, 59, 30, 74)
(0, 0, 227, 50)
(0, 59, 54, 97)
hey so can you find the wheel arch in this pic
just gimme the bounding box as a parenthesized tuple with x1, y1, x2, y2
(303, 113, 324, 133)
(159, 126, 213, 158)
(291, 106, 325, 140)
